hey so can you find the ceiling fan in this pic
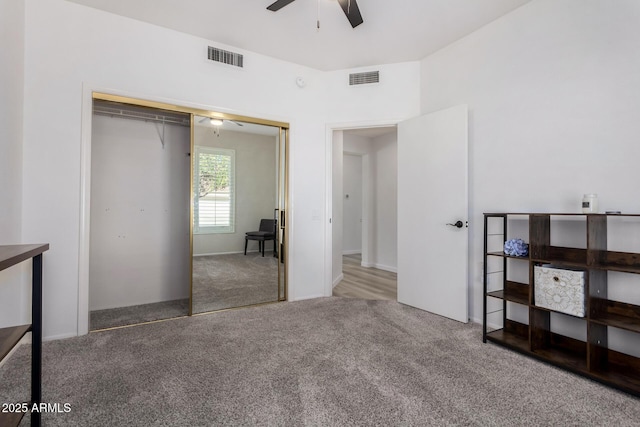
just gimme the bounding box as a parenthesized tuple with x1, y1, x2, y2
(267, 0, 363, 28)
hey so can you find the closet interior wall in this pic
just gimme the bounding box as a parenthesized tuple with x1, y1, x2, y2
(89, 102, 191, 311)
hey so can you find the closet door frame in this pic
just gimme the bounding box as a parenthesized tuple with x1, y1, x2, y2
(78, 89, 289, 334)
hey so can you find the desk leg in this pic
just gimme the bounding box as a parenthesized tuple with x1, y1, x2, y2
(32, 254, 42, 427)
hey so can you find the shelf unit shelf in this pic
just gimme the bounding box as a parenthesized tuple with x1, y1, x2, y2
(487, 280, 529, 305)
(486, 329, 529, 353)
(0, 325, 32, 360)
(532, 345, 588, 373)
(593, 262, 640, 274)
(483, 213, 640, 397)
(0, 244, 49, 427)
(0, 412, 26, 427)
(487, 328, 640, 394)
(486, 251, 529, 260)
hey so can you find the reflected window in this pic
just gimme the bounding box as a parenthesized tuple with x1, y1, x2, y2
(194, 147, 235, 233)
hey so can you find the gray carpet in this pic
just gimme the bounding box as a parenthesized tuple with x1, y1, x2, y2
(192, 252, 279, 313)
(2, 297, 639, 426)
(90, 299, 189, 330)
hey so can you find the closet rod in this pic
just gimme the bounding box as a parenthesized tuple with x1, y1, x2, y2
(92, 108, 190, 128)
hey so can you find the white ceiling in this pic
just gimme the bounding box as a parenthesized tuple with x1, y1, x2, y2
(65, 0, 531, 71)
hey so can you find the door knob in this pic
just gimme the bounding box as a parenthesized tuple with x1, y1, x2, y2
(447, 220, 464, 228)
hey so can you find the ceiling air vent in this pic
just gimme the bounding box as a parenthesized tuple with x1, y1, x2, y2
(349, 71, 379, 86)
(208, 46, 244, 68)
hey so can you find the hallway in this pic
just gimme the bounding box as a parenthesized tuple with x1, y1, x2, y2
(332, 254, 397, 300)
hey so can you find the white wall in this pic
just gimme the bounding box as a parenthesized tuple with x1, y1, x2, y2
(0, 0, 28, 328)
(343, 135, 375, 267)
(371, 132, 398, 272)
(331, 131, 344, 286)
(342, 154, 362, 254)
(89, 115, 190, 310)
(327, 63, 421, 123)
(20, 0, 420, 339)
(420, 0, 640, 325)
(342, 131, 398, 273)
(193, 127, 277, 256)
(21, 0, 326, 339)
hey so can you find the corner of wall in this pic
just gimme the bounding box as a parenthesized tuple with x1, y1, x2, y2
(0, 0, 28, 328)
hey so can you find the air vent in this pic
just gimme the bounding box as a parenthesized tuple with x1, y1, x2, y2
(349, 71, 379, 85)
(208, 46, 244, 68)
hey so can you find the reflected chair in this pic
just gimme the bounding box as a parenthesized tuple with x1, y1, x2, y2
(244, 219, 276, 257)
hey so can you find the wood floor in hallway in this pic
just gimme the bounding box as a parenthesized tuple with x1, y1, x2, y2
(332, 254, 397, 300)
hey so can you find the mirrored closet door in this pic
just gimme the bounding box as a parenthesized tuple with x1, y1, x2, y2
(87, 93, 288, 330)
(191, 115, 287, 314)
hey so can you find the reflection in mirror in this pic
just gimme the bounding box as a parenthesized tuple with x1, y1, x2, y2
(278, 127, 288, 300)
(192, 116, 283, 313)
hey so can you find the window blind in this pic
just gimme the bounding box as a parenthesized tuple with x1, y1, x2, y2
(194, 147, 235, 233)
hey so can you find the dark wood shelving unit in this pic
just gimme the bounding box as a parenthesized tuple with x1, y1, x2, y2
(483, 213, 640, 397)
(0, 244, 49, 427)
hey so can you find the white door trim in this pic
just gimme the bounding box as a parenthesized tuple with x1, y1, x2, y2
(324, 119, 403, 297)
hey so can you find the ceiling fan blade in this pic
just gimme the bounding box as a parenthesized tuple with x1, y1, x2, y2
(337, 0, 363, 28)
(267, 0, 296, 12)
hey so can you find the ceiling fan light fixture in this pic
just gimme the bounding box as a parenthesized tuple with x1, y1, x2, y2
(210, 118, 224, 126)
(267, 0, 363, 28)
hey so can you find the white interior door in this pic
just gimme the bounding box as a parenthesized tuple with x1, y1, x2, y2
(397, 105, 468, 323)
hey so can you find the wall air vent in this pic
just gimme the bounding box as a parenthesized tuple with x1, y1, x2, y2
(349, 71, 379, 86)
(208, 46, 244, 68)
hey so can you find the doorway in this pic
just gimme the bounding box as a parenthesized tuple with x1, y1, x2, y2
(330, 126, 398, 300)
(326, 107, 469, 323)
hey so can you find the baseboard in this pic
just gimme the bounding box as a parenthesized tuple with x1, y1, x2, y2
(194, 250, 260, 257)
(44, 332, 81, 341)
(293, 294, 326, 302)
(342, 250, 361, 255)
(472, 316, 501, 331)
(90, 295, 190, 312)
(332, 273, 344, 288)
